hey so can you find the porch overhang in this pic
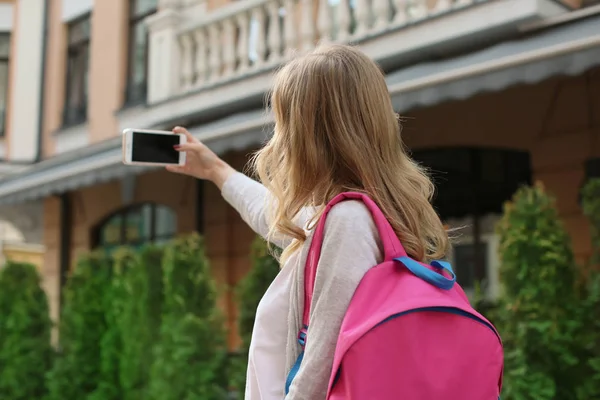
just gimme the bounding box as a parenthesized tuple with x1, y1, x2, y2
(0, 14, 598, 205)
(0, 111, 271, 205)
(387, 12, 600, 111)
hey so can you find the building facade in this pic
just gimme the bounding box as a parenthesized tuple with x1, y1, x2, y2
(0, 0, 598, 348)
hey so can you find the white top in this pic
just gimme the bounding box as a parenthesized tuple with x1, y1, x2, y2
(222, 172, 383, 400)
(222, 172, 312, 399)
(244, 253, 298, 400)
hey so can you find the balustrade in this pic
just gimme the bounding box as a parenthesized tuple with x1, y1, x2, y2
(150, 0, 480, 101)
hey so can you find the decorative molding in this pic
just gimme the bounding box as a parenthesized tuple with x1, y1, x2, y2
(146, 9, 181, 33)
(159, 0, 183, 10)
(0, 200, 44, 244)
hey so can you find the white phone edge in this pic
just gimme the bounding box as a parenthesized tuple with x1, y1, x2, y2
(121, 128, 187, 167)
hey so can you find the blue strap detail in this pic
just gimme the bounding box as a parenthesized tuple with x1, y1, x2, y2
(286, 325, 309, 394)
(285, 351, 304, 394)
(298, 325, 308, 347)
(394, 256, 456, 290)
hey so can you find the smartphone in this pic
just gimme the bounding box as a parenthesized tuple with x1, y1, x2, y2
(122, 129, 186, 166)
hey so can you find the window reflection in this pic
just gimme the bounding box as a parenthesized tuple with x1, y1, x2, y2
(93, 203, 177, 251)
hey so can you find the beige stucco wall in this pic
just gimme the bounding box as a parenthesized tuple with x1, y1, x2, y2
(3, 243, 45, 271)
(41, 0, 65, 157)
(42, 0, 130, 157)
(88, 0, 128, 143)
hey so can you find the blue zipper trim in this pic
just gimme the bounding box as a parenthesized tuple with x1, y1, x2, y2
(377, 306, 500, 340)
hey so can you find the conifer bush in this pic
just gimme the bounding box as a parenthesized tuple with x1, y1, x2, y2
(576, 178, 600, 398)
(0, 261, 52, 400)
(148, 234, 228, 400)
(495, 183, 581, 399)
(119, 245, 164, 400)
(89, 248, 137, 400)
(46, 252, 113, 400)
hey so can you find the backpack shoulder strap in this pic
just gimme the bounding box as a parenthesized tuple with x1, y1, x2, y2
(302, 192, 406, 330)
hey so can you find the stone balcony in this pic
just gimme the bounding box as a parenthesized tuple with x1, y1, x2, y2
(117, 0, 573, 131)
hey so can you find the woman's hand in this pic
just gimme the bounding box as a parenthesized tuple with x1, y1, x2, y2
(165, 127, 236, 190)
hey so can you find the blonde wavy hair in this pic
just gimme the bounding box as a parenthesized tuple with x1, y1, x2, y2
(252, 44, 449, 264)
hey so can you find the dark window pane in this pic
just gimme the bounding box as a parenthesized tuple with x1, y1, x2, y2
(0, 34, 9, 136)
(141, 204, 153, 239)
(126, 0, 156, 103)
(132, 0, 158, 18)
(124, 205, 152, 243)
(100, 215, 123, 245)
(0, 61, 8, 130)
(126, 17, 150, 103)
(64, 45, 89, 124)
(130, 22, 148, 86)
(0, 35, 10, 58)
(94, 203, 177, 249)
(155, 205, 177, 238)
(64, 17, 90, 126)
(453, 242, 488, 289)
(66, 47, 88, 106)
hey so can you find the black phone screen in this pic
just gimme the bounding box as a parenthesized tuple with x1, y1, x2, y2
(131, 131, 180, 164)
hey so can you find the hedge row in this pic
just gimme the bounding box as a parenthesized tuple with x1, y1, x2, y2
(2, 180, 600, 399)
(72, 234, 224, 400)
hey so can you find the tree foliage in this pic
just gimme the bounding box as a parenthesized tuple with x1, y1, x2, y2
(148, 234, 228, 400)
(46, 252, 112, 400)
(575, 178, 600, 398)
(0, 262, 52, 400)
(494, 183, 581, 400)
(119, 245, 164, 400)
(89, 248, 137, 400)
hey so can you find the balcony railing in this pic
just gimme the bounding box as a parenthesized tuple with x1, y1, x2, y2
(147, 0, 489, 103)
(178, 0, 481, 90)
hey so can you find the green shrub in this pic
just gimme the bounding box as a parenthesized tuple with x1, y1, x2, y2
(46, 252, 113, 400)
(0, 262, 52, 400)
(119, 245, 164, 400)
(582, 178, 600, 267)
(148, 234, 228, 400)
(89, 248, 137, 400)
(230, 238, 280, 394)
(495, 183, 581, 400)
(576, 178, 600, 398)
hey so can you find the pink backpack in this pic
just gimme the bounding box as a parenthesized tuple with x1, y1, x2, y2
(285, 192, 504, 399)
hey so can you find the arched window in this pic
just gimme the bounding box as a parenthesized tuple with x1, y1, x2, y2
(411, 147, 532, 300)
(92, 203, 177, 250)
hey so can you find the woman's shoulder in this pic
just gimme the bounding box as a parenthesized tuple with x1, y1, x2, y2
(320, 200, 383, 272)
(324, 200, 378, 238)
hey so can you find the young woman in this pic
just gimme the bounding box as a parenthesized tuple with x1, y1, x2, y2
(166, 44, 449, 400)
